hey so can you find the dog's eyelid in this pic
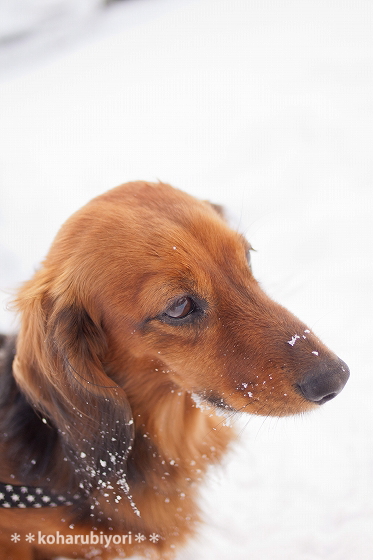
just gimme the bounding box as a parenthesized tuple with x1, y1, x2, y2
(240, 237, 256, 268)
(243, 243, 254, 267)
(238, 234, 253, 253)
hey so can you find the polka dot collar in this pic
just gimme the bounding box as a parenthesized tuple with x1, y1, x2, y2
(0, 482, 80, 508)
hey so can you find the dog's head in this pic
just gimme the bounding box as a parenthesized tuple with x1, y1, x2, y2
(12, 181, 349, 484)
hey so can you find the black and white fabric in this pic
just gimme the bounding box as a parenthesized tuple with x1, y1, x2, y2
(0, 482, 80, 508)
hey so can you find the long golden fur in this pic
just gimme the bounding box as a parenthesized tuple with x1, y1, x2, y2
(0, 181, 349, 559)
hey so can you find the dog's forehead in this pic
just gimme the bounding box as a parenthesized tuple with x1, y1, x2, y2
(140, 202, 244, 266)
(93, 181, 246, 255)
(97, 182, 221, 226)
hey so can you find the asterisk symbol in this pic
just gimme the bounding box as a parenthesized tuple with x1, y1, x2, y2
(10, 533, 21, 543)
(149, 533, 160, 543)
(134, 533, 146, 542)
(25, 533, 35, 543)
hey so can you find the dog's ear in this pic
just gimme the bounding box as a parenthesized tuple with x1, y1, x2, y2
(205, 201, 226, 220)
(13, 286, 134, 494)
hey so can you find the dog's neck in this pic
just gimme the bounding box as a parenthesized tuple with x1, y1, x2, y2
(87, 388, 235, 531)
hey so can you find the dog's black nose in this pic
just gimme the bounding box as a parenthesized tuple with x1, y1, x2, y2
(296, 359, 350, 405)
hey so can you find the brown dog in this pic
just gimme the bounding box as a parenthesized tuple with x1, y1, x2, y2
(0, 181, 349, 559)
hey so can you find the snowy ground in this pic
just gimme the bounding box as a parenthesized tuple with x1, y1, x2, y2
(1, 0, 372, 559)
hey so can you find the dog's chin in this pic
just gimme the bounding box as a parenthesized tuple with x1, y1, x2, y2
(190, 391, 239, 418)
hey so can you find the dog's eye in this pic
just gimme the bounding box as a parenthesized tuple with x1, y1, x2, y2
(165, 296, 195, 319)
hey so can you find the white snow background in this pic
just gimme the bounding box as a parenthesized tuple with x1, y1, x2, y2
(0, 0, 372, 559)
